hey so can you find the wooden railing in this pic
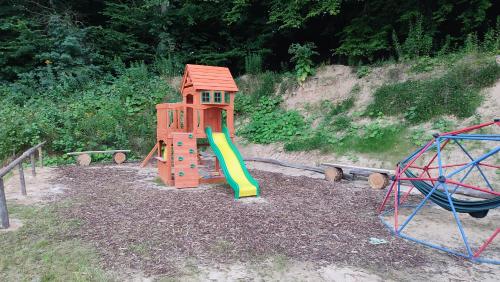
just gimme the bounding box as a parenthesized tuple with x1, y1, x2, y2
(0, 142, 45, 229)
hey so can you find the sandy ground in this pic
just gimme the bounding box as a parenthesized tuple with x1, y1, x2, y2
(3, 166, 65, 205)
(24, 163, 499, 281)
(1, 162, 499, 281)
(477, 80, 500, 121)
(383, 206, 500, 260)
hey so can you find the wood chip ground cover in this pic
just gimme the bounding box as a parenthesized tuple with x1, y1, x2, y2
(54, 165, 442, 276)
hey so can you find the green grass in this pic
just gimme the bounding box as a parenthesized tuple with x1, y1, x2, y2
(368, 56, 500, 123)
(285, 121, 406, 155)
(154, 176, 166, 186)
(0, 204, 110, 281)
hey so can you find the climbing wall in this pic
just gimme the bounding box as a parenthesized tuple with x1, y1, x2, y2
(172, 133, 199, 188)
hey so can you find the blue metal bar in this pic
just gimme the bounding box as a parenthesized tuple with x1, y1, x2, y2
(398, 233, 470, 259)
(397, 182, 441, 233)
(474, 257, 500, 265)
(379, 206, 500, 264)
(436, 139, 474, 256)
(443, 183, 473, 257)
(451, 165, 475, 195)
(379, 214, 394, 233)
(436, 138, 444, 177)
(453, 140, 493, 190)
(441, 134, 500, 138)
(447, 147, 500, 178)
(441, 136, 500, 141)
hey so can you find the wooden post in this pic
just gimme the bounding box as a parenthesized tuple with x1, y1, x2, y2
(368, 173, 390, 190)
(76, 154, 92, 166)
(30, 154, 36, 176)
(18, 164, 26, 196)
(38, 147, 43, 167)
(325, 167, 343, 181)
(0, 177, 9, 229)
(113, 152, 127, 164)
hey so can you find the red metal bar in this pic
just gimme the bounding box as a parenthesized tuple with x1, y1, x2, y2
(399, 185, 415, 205)
(427, 162, 469, 170)
(479, 163, 500, 169)
(378, 165, 399, 213)
(409, 165, 425, 170)
(445, 180, 500, 196)
(423, 139, 450, 172)
(398, 177, 438, 181)
(394, 171, 399, 233)
(425, 170, 435, 186)
(379, 141, 435, 213)
(378, 179, 397, 213)
(473, 228, 499, 257)
(400, 141, 435, 175)
(441, 121, 494, 136)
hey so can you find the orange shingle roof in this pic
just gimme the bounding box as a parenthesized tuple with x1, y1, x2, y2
(182, 64, 239, 92)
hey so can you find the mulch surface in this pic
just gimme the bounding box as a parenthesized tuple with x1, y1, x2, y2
(54, 164, 433, 276)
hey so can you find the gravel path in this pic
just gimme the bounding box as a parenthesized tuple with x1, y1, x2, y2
(55, 164, 434, 276)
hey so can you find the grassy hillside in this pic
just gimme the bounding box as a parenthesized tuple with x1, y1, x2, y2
(235, 54, 500, 163)
(0, 53, 498, 165)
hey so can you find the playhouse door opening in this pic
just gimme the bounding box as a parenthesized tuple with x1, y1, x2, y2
(204, 108, 222, 132)
(186, 107, 193, 132)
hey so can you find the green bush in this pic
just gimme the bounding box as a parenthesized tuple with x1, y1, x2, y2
(318, 98, 355, 125)
(0, 63, 178, 163)
(284, 96, 404, 154)
(238, 96, 306, 143)
(356, 66, 371, 78)
(245, 53, 263, 75)
(401, 15, 433, 59)
(288, 42, 318, 83)
(234, 71, 281, 115)
(368, 57, 500, 122)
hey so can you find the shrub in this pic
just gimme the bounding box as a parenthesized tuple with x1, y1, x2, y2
(355, 66, 371, 78)
(288, 42, 318, 83)
(368, 57, 500, 122)
(245, 53, 263, 75)
(234, 71, 281, 115)
(285, 119, 402, 154)
(238, 96, 306, 143)
(321, 97, 355, 123)
(0, 63, 179, 163)
(153, 54, 183, 77)
(401, 15, 433, 59)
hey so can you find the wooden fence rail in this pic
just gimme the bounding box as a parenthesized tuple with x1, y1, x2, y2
(0, 142, 45, 229)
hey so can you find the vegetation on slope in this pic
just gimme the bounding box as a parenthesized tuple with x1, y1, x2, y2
(368, 57, 500, 123)
(238, 54, 500, 159)
(0, 62, 179, 163)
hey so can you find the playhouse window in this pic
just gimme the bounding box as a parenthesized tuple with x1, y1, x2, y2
(214, 92, 222, 103)
(202, 91, 210, 103)
(224, 92, 230, 104)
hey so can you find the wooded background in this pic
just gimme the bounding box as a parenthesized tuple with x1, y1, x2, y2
(1, 0, 499, 80)
(0, 0, 499, 164)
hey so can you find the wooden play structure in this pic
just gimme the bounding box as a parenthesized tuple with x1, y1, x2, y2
(142, 64, 259, 198)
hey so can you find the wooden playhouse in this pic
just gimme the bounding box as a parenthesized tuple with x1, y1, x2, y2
(142, 64, 259, 198)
